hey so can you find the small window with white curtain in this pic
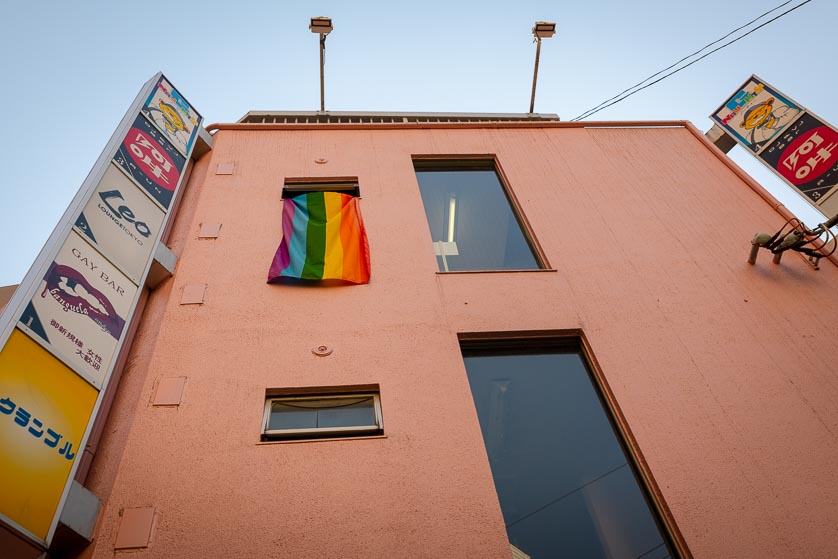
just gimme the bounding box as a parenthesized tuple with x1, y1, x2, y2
(262, 389, 382, 440)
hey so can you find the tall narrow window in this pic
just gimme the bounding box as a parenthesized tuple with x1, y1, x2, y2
(461, 338, 677, 559)
(413, 160, 542, 272)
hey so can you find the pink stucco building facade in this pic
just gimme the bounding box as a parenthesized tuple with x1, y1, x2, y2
(50, 114, 838, 558)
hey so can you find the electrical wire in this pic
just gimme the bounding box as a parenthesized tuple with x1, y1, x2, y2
(505, 462, 628, 529)
(571, 0, 813, 122)
(635, 542, 668, 559)
(572, 0, 797, 122)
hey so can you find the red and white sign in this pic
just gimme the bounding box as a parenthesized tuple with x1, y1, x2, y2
(758, 111, 838, 203)
(125, 127, 179, 190)
(777, 126, 838, 185)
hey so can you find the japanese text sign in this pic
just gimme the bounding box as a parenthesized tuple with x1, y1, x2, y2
(0, 329, 97, 541)
(19, 232, 136, 388)
(0, 71, 206, 549)
(113, 114, 185, 210)
(758, 112, 838, 202)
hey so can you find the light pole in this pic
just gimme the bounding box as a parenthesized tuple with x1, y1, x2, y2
(529, 21, 556, 114)
(310, 17, 333, 112)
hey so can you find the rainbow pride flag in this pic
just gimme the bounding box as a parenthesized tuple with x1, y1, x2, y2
(268, 192, 371, 284)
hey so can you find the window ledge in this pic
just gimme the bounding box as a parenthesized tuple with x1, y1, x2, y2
(256, 434, 388, 446)
(436, 268, 558, 275)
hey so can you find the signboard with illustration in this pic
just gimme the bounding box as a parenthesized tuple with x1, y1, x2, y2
(710, 76, 801, 153)
(113, 114, 186, 210)
(19, 232, 136, 388)
(711, 75, 838, 212)
(74, 163, 166, 283)
(0, 329, 98, 541)
(758, 112, 838, 203)
(141, 75, 202, 157)
(0, 71, 207, 549)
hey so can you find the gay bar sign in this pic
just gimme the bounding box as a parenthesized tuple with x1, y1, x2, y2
(0, 73, 205, 549)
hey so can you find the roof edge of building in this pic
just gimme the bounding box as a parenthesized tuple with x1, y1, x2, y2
(208, 119, 691, 133)
(237, 110, 561, 124)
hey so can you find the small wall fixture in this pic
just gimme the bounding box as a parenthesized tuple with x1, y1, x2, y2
(529, 21, 556, 113)
(748, 213, 838, 269)
(312, 345, 333, 357)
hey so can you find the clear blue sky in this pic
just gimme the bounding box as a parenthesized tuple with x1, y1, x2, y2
(1, 0, 835, 286)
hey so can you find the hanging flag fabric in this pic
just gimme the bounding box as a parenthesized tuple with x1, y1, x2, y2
(268, 192, 371, 284)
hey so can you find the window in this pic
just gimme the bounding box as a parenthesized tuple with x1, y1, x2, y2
(269, 178, 371, 285)
(282, 177, 360, 198)
(261, 388, 382, 440)
(460, 336, 678, 559)
(413, 159, 542, 272)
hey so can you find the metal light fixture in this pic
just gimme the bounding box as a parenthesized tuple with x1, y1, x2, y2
(529, 21, 556, 114)
(310, 16, 333, 111)
(533, 21, 556, 39)
(748, 213, 838, 270)
(309, 16, 332, 34)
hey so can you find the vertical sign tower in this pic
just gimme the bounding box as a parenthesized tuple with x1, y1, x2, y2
(0, 72, 209, 550)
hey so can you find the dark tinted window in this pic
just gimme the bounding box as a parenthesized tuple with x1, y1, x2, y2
(414, 162, 540, 271)
(462, 348, 673, 559)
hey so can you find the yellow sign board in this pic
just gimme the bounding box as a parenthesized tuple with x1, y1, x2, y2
(0, 329, 98, 541)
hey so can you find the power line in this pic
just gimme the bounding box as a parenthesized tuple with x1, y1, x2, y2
(505, 462, 628, 529)
(572, 0, 796, 121)
(571, 0, 813, 121)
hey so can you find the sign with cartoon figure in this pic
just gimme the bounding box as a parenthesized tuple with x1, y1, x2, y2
(0, 329, 98, 541)
(141, 75, 202, 157)
(0, 71, 208, 548)
(711, 76, 801, 153)
(758, 112, 838, 203)
(74, 163, 166, 283)
(113, 114, 185, 210)
(19, 232, 136, 388)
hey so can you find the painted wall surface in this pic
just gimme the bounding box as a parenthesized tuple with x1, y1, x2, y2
(0, 286, 15, 313)
(81, 124, 838, 558)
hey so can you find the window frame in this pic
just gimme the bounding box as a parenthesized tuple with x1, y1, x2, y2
(458, 330, 690, 559)
(261, 390, 383, 441)
(412, 155, 551, 272)
(282, 176, 360, 198)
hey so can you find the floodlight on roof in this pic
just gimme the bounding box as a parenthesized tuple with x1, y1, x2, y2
(529, 21, 556, 113)
(310, 17, 333, 111)
(310, 16, 333, 35)
(532, 21, 556, 39)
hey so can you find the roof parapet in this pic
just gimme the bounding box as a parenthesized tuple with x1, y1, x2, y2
(238, 110, 560, 125)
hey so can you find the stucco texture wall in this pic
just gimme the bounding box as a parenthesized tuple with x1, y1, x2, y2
(83, 124, 838, 558)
